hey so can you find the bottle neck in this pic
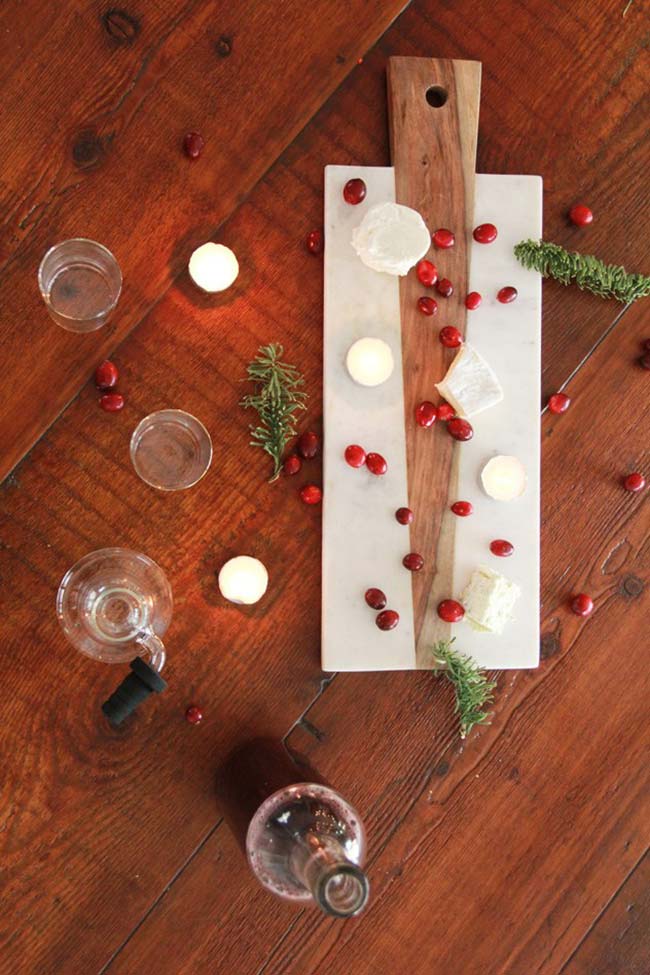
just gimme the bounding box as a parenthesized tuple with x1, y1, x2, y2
(290, 832, 369, 918)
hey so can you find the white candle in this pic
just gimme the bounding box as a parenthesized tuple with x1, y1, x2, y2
(188, 242, 239, 293)
(346, 337, 394, 387)
(218, 556, 268, 604)
(481, 455, 527, 501)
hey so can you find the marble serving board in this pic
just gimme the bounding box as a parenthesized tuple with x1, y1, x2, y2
(322, 165, 542, 672)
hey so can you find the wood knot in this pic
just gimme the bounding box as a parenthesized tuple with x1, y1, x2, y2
(434, 760, 449, 777)
(621, 575, 644, 598)
(101, 9, 140, 45)
(335, 53, 346, 64)
(215, 35, 232, 58)
(72, 129, 104, 169)
(540, 632, 560, 658)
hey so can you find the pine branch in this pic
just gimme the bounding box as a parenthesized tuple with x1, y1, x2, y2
(514, 239, 650, 304)
(240, 343, 307, 482)
(432, 640, 496, 739)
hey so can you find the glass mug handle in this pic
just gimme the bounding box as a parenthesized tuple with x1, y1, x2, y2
(101, 631, 168, 727)
(136, 631, 166, 672)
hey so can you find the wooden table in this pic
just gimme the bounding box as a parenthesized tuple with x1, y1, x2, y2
(1, 1, 648, 972)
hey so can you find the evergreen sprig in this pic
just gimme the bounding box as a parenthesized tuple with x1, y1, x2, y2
(433, 640, 496, 739)
(514, 239, 650, 304)
(240, 343, 307, 482)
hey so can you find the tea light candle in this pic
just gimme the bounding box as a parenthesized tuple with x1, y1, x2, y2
(188, 242, 239, 292)
(346, 337, 394, 387)
(218, 556, 268, 604)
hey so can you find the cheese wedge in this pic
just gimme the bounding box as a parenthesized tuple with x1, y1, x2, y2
(462, 565, 521, 634)
(435, 344, 503, 418)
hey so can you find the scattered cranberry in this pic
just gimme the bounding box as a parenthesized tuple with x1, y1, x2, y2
(417, 296, 438, 316)
(297, 431, 319, 459)
(638, 354, 650, 370)
(403, 552, 424, 571)
(497, 286, 518, 304)
(432, 228, 455, 249)
(365, 452, 387, 476)
(365, 587, 387, 610)
(395, 507, 413, 525)
(569, 204, 593, 227)
(100, 392, 124, 412)
(94, 360, 118, 390)
(185, 705, 204, 724)
(451, 501, 473, 517)
(436, 278, 454, 298)
(548, 392, 571, 414)
(447, 417, 473, 442)
(643, 339, 650, 352)
(439, 326, 462, 348)
(465, 291, 482, 310)
(415, 401, 438, 427)
(344, 444, 366, 468)
(343, 178, 366, 205)
(437, 599, 465, 623)
(376, 609, 399, 631)
(300, 484, 322, 505)
(183, 132, 205, 160)
(490, 539, 514, 557)
(306, 229, 323, 255)
(473, 223, 498, 244)
(416, 259, 438, 287)
(437, 403, 455, 422)
(623, 472, 646, 492)
(282, 454, 302, 476)
(571, 593, 594, 617)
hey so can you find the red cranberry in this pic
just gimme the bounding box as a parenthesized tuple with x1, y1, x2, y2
(376, 609, 399, 631)
(437, 599, 464, 623)
(497, 286, 518, 304)
(415, 401, 438, 427)
(490, 539, 514, 557)
(185, 705, 203, 724)
(437, 403, 455, 422)
(297, 431, 319, 459)
(300, 484, 322, 505)
(548, 392, 571, 414)
(432, 228, 455, 249)
(571, 593, 593, 617)
(100, 392, 124, 412)
(95, 360, 118, 389)
(366, 452, 387, 476)
(643, 339, 650, 352)
(465, 291, 482, 310)
(365, 587, 387, 610)
(569, 204, 593, 227)
(344, 444, 366, 468)
(343, 178, 366, 205)
(436, 278, 453, 298)
(439, 326, 462, 348)
(473, 223, 497, 244)
(447, 417, 473, 441)
(638, 354, 650, 370)
(282, 454, 302, 476)
(183, 132, 205, 159)
(395, 507, 413, 525)
(623, 472, 646, 492)
(451, 501, 473, 517)
(403, 552, 424, 571)
(416, 259, 438, 287)
(306, 229, 323, 255)
(417, 296, 438, 316)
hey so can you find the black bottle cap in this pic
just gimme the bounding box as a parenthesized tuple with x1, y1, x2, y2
(102, 657, 168, 727)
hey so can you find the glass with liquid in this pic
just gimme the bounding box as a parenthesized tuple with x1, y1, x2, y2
(38, 238, 122, 332)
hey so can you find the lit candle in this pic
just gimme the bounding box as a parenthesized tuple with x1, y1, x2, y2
(188, 242, 239, 292)
(218, 556, 268, 604)
(346, 337, 394, 387)
(481, 455, 527, 501)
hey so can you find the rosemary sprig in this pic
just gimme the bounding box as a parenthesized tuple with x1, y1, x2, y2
(433, 640, 496, 739)
(514, 239, 650, 304)
(240, 343, 307, 482)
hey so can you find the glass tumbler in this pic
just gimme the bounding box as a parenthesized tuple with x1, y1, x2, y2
(130, 409, 213, 491)
(38, 238, 122, 332)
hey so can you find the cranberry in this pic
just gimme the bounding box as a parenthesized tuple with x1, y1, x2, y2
(623, 472, 646, 492)
(183, 132, 205, 160)
(403, 552, 424, 571)
(365, 587, 387, 610)
(439, 326, 462, 348)
(376, 609, 399, 631)
(185, 705, 203, 724)
(465, 291, 482, 310)
(638, 354, 650, 370)
(548, 392, 571, 414)
(432, 228, 455, 249)
(447, 417, 473, 442)
(297, 431, 319, 459)
(415, 401, 438, 427)
(95, 360, 118, 389)
(344, 444, 366, 468)
(437, 599, 464, 623)
(569, 204, 593, 227)
(306, 229, 323, 255)
(473, 223, 498, 244)
(437, 403, 455, 422)
(343, 178, 366, 205)
(282, 454, 302, 476)
(417, 296, 438, 316)
(99, 392, 124, 412)
(490, 539, 514, 557)
(365, 452, 387, 476)
(300, 484, 322, 505)
(416, 259, 438, 287)
(497, 286, 518, 304)
(395, 507, 413, 525)
(571, 593, 594, 617)
(643, 339, 650, 352)
(451, 501, 473, 517)
(436, 278, 453, 298)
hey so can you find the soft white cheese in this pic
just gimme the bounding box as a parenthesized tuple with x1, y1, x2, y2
(435, 343, 503, 418)
(481, 455, 527, 501)
(461, 565, 521, 634)
(351, 202, 430, 276)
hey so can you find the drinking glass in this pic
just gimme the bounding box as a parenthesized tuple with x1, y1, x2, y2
(38, 238, 122, 332)
(130, 409, 213, 491)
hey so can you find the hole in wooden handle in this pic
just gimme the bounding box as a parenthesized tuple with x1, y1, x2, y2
(425, 86, 448, 108)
